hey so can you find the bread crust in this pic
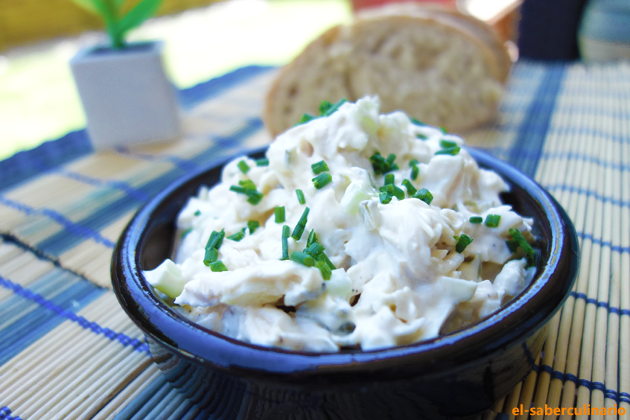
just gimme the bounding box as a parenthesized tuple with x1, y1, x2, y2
(264, 8, 508, 138)
(361, 4, 511, 81)
(264, 25, 344, 137)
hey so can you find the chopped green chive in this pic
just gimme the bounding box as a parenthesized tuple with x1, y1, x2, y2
(469, 216, 483, 224)
(316, 252, 336, 270)
(311, 160, 329, 175)
(379, 192, 393, 204)
(485, 214, 501, 228)
(402, 179, 417, 196)
(281, 225, 290, 260)
(319, 100, 334, 114)
(210, 260, 228, 272)
(391, 185, 405, 200)
(298, 113, 317, 125)
(319, 98, 347, 116)
(181, 227, 193, 238)
(411, 118, 425, 126)
(440, 126, 447, 134)
(378, 184, 405, 203)
(275, 206, 285, 223)
(246, 192, 263, 205)
(455, 234, 474, 253)
(305, 242, 325, 258)
(255, 158, 269, 166)
(306, 229, 318, 247)
(291, 207, 310, 241)
(296, 189, 306, 205)
(237, 160, 250, 174)
(312, 173, 332, 189)
(290, 251, 315, 267)
(508, 228, 536, 267)
(384, 174, 394, 185)
(227, 231, 245, 242)
(413, 188, 433, 205)
(440, 140, 458, 148)
(230, 184, 264, 205)
(238, 179, 256, 190)
(410, 159, 419, 166)
(247, 220, 259, 234)
(411, 164, 419, 181)
(369, 153, 383, 173)
(370, 152, 399, 175)
(203, 248, 218, 266)
(435, 146, 460, 156)
(203, 229, 225, 265)
(194, 210, 201, 216)
(229, 185, 251, 194)
(296, 99, 347, 126)
(506, 239, 519, 253)
(205, 229, 225, 250)
(417, 133, 427, 140)
(315, 260, 332, 280)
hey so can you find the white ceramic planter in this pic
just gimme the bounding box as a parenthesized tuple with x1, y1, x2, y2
(70, 41, 181, 149)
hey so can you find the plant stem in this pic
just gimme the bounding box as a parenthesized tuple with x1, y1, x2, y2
(102, 0, 124, 49)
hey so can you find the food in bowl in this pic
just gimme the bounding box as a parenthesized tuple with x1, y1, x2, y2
(143, 97, 538, 352)
(114, 120, 579, 418)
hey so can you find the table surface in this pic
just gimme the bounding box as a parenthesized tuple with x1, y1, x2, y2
(0, 60, 628, 419)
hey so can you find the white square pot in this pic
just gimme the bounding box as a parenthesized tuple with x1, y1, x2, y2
(70, 41, 181, 149)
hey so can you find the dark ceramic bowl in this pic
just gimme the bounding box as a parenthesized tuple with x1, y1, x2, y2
(112, 146, 579, 420)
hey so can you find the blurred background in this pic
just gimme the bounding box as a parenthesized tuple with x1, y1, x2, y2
(1, 0, 625, 160)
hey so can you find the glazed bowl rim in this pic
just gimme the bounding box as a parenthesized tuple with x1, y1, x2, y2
(112, 146, 579, 378)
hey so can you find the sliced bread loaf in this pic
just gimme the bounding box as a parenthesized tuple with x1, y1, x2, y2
(264, 6, 510, 137)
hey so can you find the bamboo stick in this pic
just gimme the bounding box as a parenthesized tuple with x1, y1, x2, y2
(574, 67, 611, 420)
(24, 342, 140, 418)
(504, 381, 523, 419)
(1, 311, 130, 405)
(0, 248, 54, 283)
(0, 295, 115, 394)
(545, 67, 594, 416)
(10, 321, 143, 416)
(559, 66, 600, 420)
(94, 365, 162, 420)
(617, 66, 630, 418)
(529, 72, 575, 419)
(518, 356, 542, 420)
(601, 71, 623, 420)
(0, 242, 24, 265)
(543, 79, 583, 420)
(72, 356, 153, 420)
(484, 397, 505, 420)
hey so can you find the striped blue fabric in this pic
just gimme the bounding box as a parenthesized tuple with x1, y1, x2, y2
(0, 60, 629, 418)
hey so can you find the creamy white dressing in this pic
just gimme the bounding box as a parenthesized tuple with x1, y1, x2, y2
(144, 97, 537, 352)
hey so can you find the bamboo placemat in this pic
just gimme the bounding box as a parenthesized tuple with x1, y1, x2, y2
(0, 61, 628, 419)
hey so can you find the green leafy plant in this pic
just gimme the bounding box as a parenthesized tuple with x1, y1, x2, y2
(71, 0, 163, 49)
